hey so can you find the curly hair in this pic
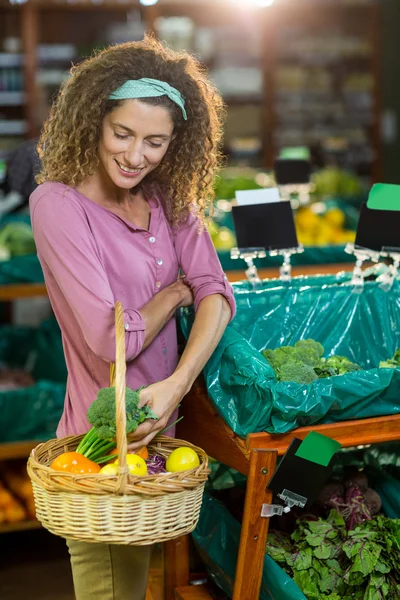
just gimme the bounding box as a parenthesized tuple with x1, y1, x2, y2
(36, 35, 226, 226)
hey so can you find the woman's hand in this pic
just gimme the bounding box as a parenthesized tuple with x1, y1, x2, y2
(168, 277, 193, 308)
(127, 376, 186, 451)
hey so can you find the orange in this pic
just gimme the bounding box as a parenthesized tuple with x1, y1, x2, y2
(136, 447, 149, 460)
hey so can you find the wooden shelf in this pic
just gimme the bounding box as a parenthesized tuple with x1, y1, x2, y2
(168, 379, 400, 600)
(226, 262, 356, 283)
(175, 585, 213, 600)
(0, 264, 353, 299)
(0, 519, 41, 534)
(0, 440, 41, 461)
(178, 379, 400, 472)
(0, 283, 47, 300)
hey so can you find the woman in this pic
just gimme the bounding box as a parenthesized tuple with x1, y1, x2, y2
(30, 36, 236, 600)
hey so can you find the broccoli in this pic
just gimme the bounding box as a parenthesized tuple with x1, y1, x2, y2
(325, 356, 361, 375)
(314, 365, 337, 379)
(278, 361, 319, 385)
(87, 386, 158, 440)
(379, 360, 398, 369)
(294, 339, 324, 366)
(261, 339, 362, 384)
(380, 348, 400, 369)
(262, 346, 296, 371)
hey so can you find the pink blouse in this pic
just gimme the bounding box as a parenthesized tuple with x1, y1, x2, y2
(30, 182, 236, 438)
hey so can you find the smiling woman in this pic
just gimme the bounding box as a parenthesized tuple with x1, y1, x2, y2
(98, 101, 174, 187)
(36, 36, 225, 226)
(29, 35, 236, 600)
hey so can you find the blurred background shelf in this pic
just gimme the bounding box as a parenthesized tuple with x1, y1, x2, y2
(0, 440, 41, 461)
(0, 0, 386, 184)
(0, 519, 41, 534)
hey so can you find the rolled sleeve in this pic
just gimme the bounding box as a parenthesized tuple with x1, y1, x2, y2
(174, 213, 236, 321)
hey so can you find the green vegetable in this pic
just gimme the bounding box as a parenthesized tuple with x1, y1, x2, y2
(74, 427, 116, 464)
(380, 348, 400, 369)
(279, 361, 319, 384)
(87, 386, 157, 440)
(0, 222, 36, 259)
(323, 355, 362, 375)
(262, 339, 361, 385)
(268, 511, 400, 599)
(75, 385, 158, 463)
(293, 339, 324, 366)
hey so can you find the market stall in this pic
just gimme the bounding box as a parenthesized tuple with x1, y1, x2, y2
(166, 196, 400, 600)
(170, 389, 400, 600)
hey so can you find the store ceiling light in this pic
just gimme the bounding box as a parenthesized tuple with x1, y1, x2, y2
(231, 0, 275, 6)
(139, 0, 159, 5)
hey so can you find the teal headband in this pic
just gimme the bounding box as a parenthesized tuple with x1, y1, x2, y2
(108, 78, 187, 120)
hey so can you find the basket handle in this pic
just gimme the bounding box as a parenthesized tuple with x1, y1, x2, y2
(110, 301, 128, 492)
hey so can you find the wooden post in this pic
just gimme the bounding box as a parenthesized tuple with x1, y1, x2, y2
(164, 535, 190, 600)
(143, 5, 159, 38)
(370, 3, 383, 184)
(232, 448, 278, 600)
(261, 7, 278, 170)
(21, 2, 39, 139)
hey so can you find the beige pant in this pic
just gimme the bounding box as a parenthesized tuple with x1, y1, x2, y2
(66, 539, 152, 600)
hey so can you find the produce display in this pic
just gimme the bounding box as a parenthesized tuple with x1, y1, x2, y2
(311, 167, 365, 201)
(316, 468, 382, 530)
(294, 205, 356, 246)
(379, 349, 400, 369)
(0, 461, 36, 525)
(262, 339, 361, 384)
(0, 221, 36, 261)
(208, 165, 367, 252)
(267, 511, 400, 599)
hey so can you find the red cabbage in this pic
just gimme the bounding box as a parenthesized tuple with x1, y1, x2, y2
(146, 455, 166, 475)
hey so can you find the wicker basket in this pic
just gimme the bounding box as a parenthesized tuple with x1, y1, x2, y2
(27, 301, 209, 545)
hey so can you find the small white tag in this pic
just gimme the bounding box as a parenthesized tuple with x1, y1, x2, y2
(235, 187, 280, 206)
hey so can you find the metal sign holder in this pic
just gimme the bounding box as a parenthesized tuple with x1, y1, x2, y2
(279, 183, 312, 206)
(231, 245, 304, 286)
(274, 158, 312, 206)
(269, 245, 304, 281)
(230, 247, 267, 288)
(344, 243, 381, 293)
(377, 246, 400, 291)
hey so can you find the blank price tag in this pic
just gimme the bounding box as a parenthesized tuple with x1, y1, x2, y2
(235, 187, 280, 206)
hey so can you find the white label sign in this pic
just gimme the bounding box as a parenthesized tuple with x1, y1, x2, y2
(235, 187, 280, 206)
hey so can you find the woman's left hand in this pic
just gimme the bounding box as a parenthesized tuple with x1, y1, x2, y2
(127, 377, 185, 451)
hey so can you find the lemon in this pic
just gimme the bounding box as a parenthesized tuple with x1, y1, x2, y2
(324, 208, 345, 228)
(205, 219, 220, 242)
(99, 463, 119, 475)
(114, 454, 148, 476)
(212, 227, 236, 251)
(166, 447, 200, 473)
(295, 207, 320, 231)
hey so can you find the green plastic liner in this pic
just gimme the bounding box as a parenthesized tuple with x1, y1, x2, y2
(180, 276, 400, 436)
